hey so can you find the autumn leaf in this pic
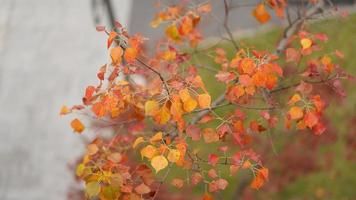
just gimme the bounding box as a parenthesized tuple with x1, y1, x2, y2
(197, 93, 211, 109)
(132, 137, 144, 149)
(60, 105, 70, 115)
(183, 98, 198, 112)
(124, 47, 138, 63)
(71, 118, 85, 133)
(179, 88, 191, 102)
(140, 145, 157, 159)
(76, 163, 85, 177)
(191, 172, 203, 185)
(285, 48, 301, 63)
(155, 106, 171, 125)
(208, 154, 219, 166)
(135, 183, 151, 195)
(186, 124, 201, 141)
(87, 144, 99, 156)
(171, 178, 184, 188)
(208, 169, 218, 179)
(252, 3, 271, 24)
(304, 112, 319, 128)
(110, 47, 123, 65)
(289, 106, 304, 120)
(150, 132, 163, 143)
(203, 128, 219, 143)
(92, 102, 106, 118)
(85, 181, 101, 198)
(167, 149, 181, 163)
(151, 155, 168, 173)
(300, 38, 312, 49)
(288, 93, 302, 105)
(240, 58, 256, 75)
(107, 31, 118, 49)
(165, 24, 181, 42)
(145, 100, 159, 116)
(216, 178, 228, 190)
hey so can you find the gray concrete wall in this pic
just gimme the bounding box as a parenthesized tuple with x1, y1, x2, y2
(0, 0, 130, 199)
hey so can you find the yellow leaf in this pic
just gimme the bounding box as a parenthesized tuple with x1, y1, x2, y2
(300, 38, 312, 50)
(59, 105, 70, 115)
(85, 181, 101, 198)
(151, 155, 168, 173)
(76, 163, 85, 177)
(165, 24, 180, 42)
(145, 100, 159, 116)
(140, 145, 157, 160)
(288, 94, 302, 105)
(321, 55, 332, 65)
(110, 47, 123, 65)
(71, 118, 85, 134)
(289, 106, 304, 120)
(132, 137, 144, 149)
(155, 106, 171, 125)
(150, 132, 163, 143)
(179, 88, 191, 102)
(167, 149, 181, 163)
(183, 98, 197, 112)
(197, 93, 211, 109)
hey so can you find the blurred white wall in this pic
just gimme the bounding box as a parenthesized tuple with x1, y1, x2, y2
(0, 0, 131, 199)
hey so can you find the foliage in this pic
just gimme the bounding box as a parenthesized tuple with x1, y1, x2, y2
(62, 1, 354, 199)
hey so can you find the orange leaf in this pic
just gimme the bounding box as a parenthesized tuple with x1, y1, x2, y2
(71, 118, 85, 134)
(140, 145, 157, 160)
(110, 47, 123, 66)
(179, 88, 191, 102)
(252, 4, 271, 24)
(203, 128, 219, 143)
(171, 178, 184, 188)
(197, 93, 211, 109)
(124, 47, 138, 63)
(240, 58, 256, 75)
(92, 102, 106, 118)
(107, 31, 118, 49)
(132, 137, 144, 149)
(289, 106, 304, 120)
(60, 105, 70, 115)
(150, 132, 163, 143)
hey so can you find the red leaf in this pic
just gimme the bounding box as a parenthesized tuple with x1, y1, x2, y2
(186, 125, 201, 141)
(208, 154, 219, 166)
(95, 25, 105, 32)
